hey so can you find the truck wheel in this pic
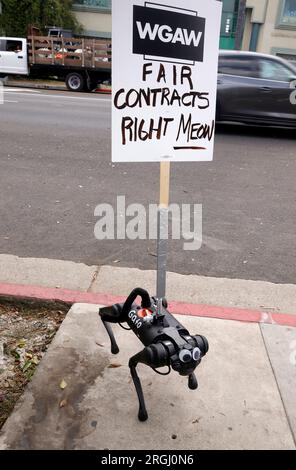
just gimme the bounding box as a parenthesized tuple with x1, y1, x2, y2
(65, 73, 85, 92)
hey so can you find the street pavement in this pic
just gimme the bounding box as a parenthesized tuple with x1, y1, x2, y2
(0, 88, 296, 284)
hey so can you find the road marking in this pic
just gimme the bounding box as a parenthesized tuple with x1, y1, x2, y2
(4, 91, 111, 103)
(4, 100, 18, 103)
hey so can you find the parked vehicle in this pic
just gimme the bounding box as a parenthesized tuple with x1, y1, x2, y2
(0, 35, 111, 92)
(217, 51, 296, 128)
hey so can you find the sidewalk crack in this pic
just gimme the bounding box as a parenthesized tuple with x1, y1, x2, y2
(87, 266, 101, 293)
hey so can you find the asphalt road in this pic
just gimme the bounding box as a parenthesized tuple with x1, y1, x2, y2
(0, 88, 295, 284)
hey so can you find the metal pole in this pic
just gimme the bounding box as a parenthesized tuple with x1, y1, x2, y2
(156, 162, 170, 299)
(157, 207, 169, 299)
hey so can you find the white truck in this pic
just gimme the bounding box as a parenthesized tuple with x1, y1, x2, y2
(0, 35, 111, 92)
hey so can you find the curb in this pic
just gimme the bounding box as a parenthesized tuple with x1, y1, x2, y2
(0, 281, 296, 327)
(5, 82, 111, 94)
(5, 82, 66, 91)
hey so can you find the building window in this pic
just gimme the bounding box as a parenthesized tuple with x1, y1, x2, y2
(277, 52, 296, 66)
(277, 0, 296, 28)
(73, 0, 111, 12)
(271, 47, 296, 66)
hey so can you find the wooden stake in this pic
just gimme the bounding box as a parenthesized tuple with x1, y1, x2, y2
(159, 162, 171, 208)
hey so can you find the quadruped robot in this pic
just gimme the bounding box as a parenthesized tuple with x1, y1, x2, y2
(99, 288, 209, 421)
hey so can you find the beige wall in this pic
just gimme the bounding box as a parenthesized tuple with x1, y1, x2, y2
(246, 0, 268, 23)
(258, 1, 296, 54)
(243, 0, 296, 57)
(74, 11, 111, 37)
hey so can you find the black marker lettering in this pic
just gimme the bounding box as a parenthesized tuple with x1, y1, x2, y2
(173, 65, 177, 86)
(177, 115, 215, 143)
(163, 118, 174, 135)
(181, 66, 193, 90)
(177, 114, 192, 142)
(126, 89, 140, 108)
(170, 89, 182, 106)
(198, 92, 210, 109)
(161, 88, 171, 106)
(134, 117, 138, 141)
(157, 64, 167, 84)
(139, 119, 150, 141)
(151, 88, 163, 107)
(149, 117, 162, 140)
(121, 116, 133, 145)
(114, 88, 126, 110)
(142, 63, 153, 81)
(181, 92, 194, 107)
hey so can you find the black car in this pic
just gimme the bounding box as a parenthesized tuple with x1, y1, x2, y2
(217, 51, 296, 128)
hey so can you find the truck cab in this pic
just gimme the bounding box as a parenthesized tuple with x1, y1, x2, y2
(46, 27, 73, 38)
(0, 37, 28, 75)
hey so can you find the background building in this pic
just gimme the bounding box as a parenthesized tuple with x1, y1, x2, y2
(72, 0, 111, 39)
(242, 0, 296, 65)
(72, 0, 296, 64)
(72, 0, 246, 46)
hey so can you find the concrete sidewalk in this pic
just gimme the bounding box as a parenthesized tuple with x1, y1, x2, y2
(0, 304, 295, 450)
(0, 254, 295, 449)
(1, 254, 296, 314)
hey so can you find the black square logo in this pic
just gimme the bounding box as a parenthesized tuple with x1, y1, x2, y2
(133, 4, 206, 63)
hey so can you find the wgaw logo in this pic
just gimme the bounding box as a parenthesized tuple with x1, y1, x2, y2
(136, 22, 203, 47)
(133, 3, 206, 63)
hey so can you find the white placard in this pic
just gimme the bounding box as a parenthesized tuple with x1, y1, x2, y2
(112, 0, 222, 162)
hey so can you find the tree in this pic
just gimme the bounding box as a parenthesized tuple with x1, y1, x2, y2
(0, 0, 82, 37)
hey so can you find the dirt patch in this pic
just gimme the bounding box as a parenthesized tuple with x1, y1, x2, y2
(0, 299, 68, 429)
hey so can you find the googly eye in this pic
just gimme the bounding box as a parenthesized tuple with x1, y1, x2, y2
(179, 349, 192, 363)
(192, 347, 201, 362)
